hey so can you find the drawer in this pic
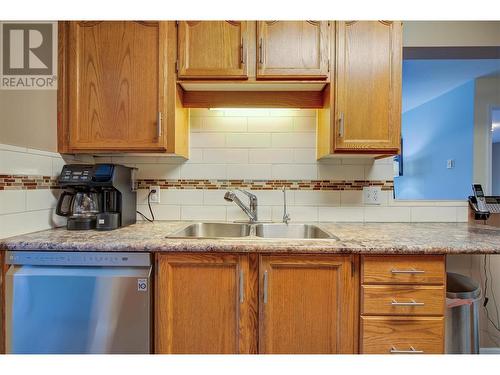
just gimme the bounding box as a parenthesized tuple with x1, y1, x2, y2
(361, 316, 444, 354)
(362, 255, 445, 285)
(362, 285, 445, 316)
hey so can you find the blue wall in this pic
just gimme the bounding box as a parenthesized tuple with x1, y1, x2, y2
(395, 80, 475, 200)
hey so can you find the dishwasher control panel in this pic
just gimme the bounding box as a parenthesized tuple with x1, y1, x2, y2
(6, 251, 151, 267)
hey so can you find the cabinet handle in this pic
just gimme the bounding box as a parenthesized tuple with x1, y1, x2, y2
(263, 270, 268, 304)
(338, 112, 344, 138)
(391, 268, 425, 274)
(240, 39, 245, 66)
(259, 37, 263, 65)
(157, 111, 162, 139)
(239, 269, 244, 304)
(391, 299, 425, 306)
(390, 346, 424, 354)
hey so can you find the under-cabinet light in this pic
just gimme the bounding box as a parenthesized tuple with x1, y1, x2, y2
(208, 108, 300, 111)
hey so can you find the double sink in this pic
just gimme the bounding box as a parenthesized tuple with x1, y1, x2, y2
(167, 222, 338, 240)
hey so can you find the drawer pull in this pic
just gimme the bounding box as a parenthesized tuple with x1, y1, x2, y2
(391, 268, 425, 274)
(239, 269, 244, 304)
(390, 346, 424, 354)
(391, 299, 425, 306)
(263, 270, 268, 304)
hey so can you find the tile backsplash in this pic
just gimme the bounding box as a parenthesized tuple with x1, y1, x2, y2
(94, 109, 468, 224)
(0, 144, 91, 239)
(0, 109, 468, 238)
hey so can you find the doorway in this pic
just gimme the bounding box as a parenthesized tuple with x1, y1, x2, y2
(492, 108, 500, 195)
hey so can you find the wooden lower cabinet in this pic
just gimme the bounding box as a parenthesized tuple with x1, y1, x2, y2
(360, 255, 446, 354)
(361, 316, 445, 354)
(259, 255, 358, 354)
(154, 253, 446, 354)
(155, 253, 258, 354)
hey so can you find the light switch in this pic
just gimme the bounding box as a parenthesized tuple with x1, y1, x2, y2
(447, 159, 455, 169)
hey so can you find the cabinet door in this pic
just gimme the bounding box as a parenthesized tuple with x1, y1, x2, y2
(1, 251, 5, 354)
(67, 21, 165, 151)
(259, 255, 357, 354)
(177, 21, 249, 79)
(155, 254, 257, 354)
(257, 21, 330, 79)
(334, 21, 402, 152)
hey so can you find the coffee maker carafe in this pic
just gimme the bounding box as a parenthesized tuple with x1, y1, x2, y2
(56, 190, 101, 230)
(56, 164, 137, 230)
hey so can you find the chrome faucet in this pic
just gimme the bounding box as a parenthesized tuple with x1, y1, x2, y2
(224, 189, 258, 223)
(282, 187, 291, 224)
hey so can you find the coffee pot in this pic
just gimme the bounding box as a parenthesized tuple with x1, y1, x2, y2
(56, 190, 100, 230)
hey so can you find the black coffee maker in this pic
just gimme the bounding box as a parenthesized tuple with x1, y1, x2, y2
(56, 164, 137, 230)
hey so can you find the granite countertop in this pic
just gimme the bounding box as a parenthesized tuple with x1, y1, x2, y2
(1, 221, 500, 254)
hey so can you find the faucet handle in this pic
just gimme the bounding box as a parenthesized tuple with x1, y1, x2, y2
(236, 188, 257, 201)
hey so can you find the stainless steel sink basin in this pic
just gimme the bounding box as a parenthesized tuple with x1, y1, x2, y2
(166, 222, 337, 240)
(167, 222, 251, 239)
(255, 223, 337, 239)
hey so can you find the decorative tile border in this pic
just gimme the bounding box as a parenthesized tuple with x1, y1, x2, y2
(0, 175, 59, 190)
(136, 179, 394, 191)
(0, 175, 394, 191)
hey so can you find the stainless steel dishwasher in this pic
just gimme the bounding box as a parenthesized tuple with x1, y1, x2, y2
(4, 251, 151, 354)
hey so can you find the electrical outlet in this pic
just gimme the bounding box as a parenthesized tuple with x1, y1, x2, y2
(363, 186, 382, 205)
(149, 186, 160, 203)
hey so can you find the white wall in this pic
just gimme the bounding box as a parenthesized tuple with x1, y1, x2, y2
(473, 76, 500, 194)
(0, 90, 57, 152)
(403, 21, 500, 47)
(493, 143, 500, 195)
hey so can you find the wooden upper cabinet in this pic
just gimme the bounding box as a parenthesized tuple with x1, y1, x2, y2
(66, 21, 166, 151)
(155, 254, 257, 354)
(334, 21, 402, 153)
(257, 21, 330, 79)
(259, 255, 357, 354)
(177, 21, 249, 79)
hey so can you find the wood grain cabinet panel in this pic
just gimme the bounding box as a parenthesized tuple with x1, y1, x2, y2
(178, 21, 249, 79)
(362, 255, 445, 285)
(360, 255, 446, 354)
(361, 316, 445, 354)
(333, 21, 402, 153)
(67, 21, 166, 151)
(0, 251, 5, 354)
(259, 255, 357, 354)
(362, 285, 445, 316)
(155, 253, 257, 354)
(257, 21, 330, 79)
